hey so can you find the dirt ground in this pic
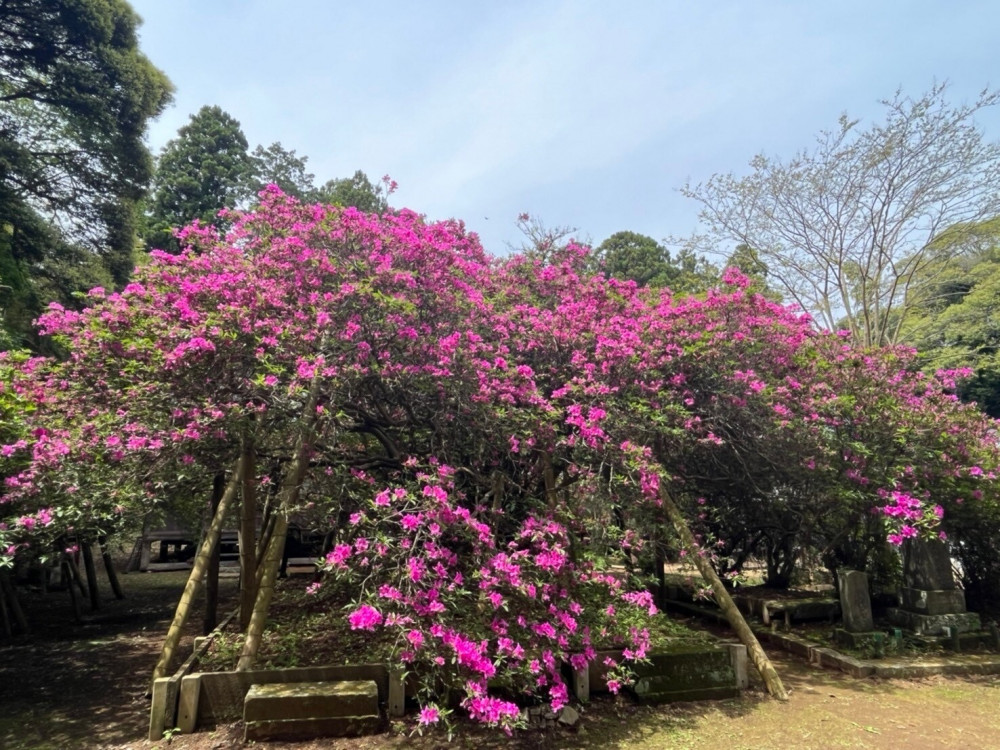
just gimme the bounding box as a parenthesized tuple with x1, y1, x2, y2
(2, 571, 999, 750)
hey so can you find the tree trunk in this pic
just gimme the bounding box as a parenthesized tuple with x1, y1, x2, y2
(237, 376, 322, 670)
(256, 498, 275, 562)
(203, 473, 225, 634)
(62, 557, 82, 623)
(654, 542, 667, 609)
(80, 538, 100, 611)
(151, 458, 243, 685)
(65, 549, 88, 597)
(0, 573, 28, 634)
(541, 451, 557, 510)
(660, 488, 788, 701)
(98, 536, 125, 600)
(239, 442, 258, 631)
(0, 579, 11, 637)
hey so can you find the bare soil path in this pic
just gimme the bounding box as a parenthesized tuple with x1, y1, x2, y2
(2, 572, 999, 750)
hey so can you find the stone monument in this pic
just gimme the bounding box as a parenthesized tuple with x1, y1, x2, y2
(834, 569, 883, 650)
(838, 569, 875, 632)
(887, 538, 980, 636)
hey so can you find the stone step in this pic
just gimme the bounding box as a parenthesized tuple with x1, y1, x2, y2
(245, 715, 381, 741)
(243, 680, 380, 741)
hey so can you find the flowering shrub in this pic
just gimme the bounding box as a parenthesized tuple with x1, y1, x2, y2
(318, 465, 652, 732)
(2, 187, 999, 727)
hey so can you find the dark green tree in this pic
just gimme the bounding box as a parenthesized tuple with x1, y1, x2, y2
(313, 170, 388, 213)
(595, 231, 716, 293)
(897, 218, 1000, 415)
(0, 0, 171, 345)
(146, 106, 255, 253)
(249, 142, 315, 199)
(725, 243, 779, 299)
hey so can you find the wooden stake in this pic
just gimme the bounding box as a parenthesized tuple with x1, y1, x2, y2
(151, 457, 243, 686)
(99, 536, 125, 600)
(239, 441, 258, 631)
(81, 538, 100, 611)
(660, 487, 788, 701)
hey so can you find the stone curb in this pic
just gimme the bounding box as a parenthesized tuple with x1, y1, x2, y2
(664, 599, 1000, 680)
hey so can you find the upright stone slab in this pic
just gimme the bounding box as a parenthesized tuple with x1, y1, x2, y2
(888, 538, 980, 636)
(904, 538, 957, 592)
(838, 569, 874, 632)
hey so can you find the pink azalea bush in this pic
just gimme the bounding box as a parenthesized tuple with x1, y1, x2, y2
(318, 466, 652, 731)
(2, 187, 999, 730)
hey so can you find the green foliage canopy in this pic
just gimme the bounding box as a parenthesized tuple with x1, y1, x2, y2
(594, 230, 716, 292)
(0, 0, 171, 345)
(146, 105, 255, 252)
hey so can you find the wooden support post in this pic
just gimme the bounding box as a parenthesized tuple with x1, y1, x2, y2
(151, 459, 243, 685)
(203, 473, 225, 634)
(660, 487, 788, 701)
(80, 538, 100, 611)
(239, 442, 258, 631)
(99, 536, 125, 600)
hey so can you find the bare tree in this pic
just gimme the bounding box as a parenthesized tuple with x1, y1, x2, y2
(508, 212, 586, 262)
(682, 83, 1000, 346)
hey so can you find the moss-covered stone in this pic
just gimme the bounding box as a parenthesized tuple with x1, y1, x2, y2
(629, 647, 738, 704)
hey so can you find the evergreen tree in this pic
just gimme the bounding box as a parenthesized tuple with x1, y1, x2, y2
(146, 106, 254, 253)
(313, 170, 388, 213)
(249, 142, 316, 199)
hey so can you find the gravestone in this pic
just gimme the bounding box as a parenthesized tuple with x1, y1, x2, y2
(899, 538, 967, 615)
(888, 538, 980, 636)
(838, 569, 874, 632)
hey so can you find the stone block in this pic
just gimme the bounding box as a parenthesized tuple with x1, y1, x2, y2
(900, 587, 966, 615)
(903, 538, 956, 591)
(148, 677, 172, 741)
(243, 680, 378, 723)
(195, 664, 389, 725)
(587, 649, 624, 692)
(886, 608, 981, 636)
(571, 665, 590, 703)
(761, 598, 840, 627)
(833, 629, 885, 650)
(721, 642, 748, 690)
(629, 647, 737, 704)
(177, 674, 201, 734)
(838, 570, 874, 632)
(245, 715, 380, 741)
(631, 678, 740, 704)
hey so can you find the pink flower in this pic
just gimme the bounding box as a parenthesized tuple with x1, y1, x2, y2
(418, 705, 440, 725)
(325, 544, 352, 567)
(347, 604, 383, 631)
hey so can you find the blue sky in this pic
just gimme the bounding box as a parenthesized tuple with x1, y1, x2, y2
(130, 0, 999, 257)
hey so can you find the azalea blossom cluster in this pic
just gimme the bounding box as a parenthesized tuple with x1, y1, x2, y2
(318, 467, 652, 730)
(1, 188, 998, 728)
